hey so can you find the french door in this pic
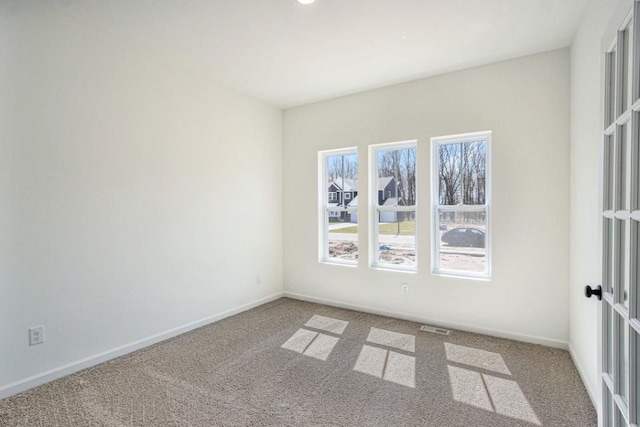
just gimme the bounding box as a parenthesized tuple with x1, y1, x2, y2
(601, 3, 640, 426)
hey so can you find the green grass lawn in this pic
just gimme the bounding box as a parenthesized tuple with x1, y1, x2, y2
(332, 220, 415, 236)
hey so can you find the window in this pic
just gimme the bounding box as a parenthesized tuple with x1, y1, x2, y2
(432, 132, 491, 278)
(370, 141, 417, 270)
(319, 148, 358, 264)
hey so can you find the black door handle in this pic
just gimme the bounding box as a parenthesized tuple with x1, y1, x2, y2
(584, 285, 602, 300)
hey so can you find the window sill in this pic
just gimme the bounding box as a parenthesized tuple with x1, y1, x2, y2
(432, 270, 492, 282)
(371, 265, 417, 274)
(319, 260, 358, 268)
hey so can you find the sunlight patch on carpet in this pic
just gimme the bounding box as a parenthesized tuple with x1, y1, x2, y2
(354, 345, 387, 378)
(282, 328, 339, 361)
(448, 365, 493, 411)
(448, 364, 541, 425)
(484, 374, 541, 425)
(367, 327, 415, 352)
(281, 328, 318, 353)
(303, 333, 339, 361)
(445, 343, 511, 375)
(353, 345, 415, 388)
(304, 315, 349, 335)
(383, 350, 415, 388)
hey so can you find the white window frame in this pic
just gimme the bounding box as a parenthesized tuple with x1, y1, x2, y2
(431, 131, 492, 279)
(328, 191, 337, 202)
(318, 147, 358, 266)
(369, 140, 417, 272)
(345, 192, 351, 200)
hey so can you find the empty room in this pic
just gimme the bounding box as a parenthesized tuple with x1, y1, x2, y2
(0, 0, 638, 426)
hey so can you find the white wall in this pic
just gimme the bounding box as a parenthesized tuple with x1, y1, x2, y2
(283, 49, 571, 347)
(0, 3, 283, 396)
(569, 0, 629, 408)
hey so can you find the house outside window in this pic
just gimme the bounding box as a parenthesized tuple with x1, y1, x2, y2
(319, 148, 359, 264)
(370, 141, 417, 270)
(432, 131, 491, 278)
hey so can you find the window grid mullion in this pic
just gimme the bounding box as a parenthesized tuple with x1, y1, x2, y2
(432, 133, 491, 278)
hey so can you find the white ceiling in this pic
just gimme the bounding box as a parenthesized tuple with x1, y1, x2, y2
(64, 0, 588, 108)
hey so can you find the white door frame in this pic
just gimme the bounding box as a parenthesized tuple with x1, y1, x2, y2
(600, 1, 639, 426)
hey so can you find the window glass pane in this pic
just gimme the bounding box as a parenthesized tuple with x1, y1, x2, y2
(376, 210, 415, 267)
(437, 141, 487, 205)
(323, 150, 358, 264)
(376, 147, 416, 207)
(438, 210, 486, 274)
(327, 211, 358, 262)
(327, 153, 358, 208)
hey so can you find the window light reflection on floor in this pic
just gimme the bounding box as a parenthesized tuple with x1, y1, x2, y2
(444, 342, 511, 375)
(281, 315, 348, 361)
(446, 342, 541, 426)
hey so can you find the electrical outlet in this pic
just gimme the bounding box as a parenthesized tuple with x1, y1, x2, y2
(29, 325, 45, 346)
(401, 283, 409, 294)
(256, 274, 261, 284)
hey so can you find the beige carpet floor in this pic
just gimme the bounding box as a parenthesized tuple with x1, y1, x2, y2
(0, 298, 596, 426)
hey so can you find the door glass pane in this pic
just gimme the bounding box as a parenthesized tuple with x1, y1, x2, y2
(614, 404, 625, 427)
(634, 114, 640, 211)
(606, 49, 617, 127)
(605, 387, 615, 427)
(617, 124, 629, 211)
(376, 147, 416, 207)
(376, 210, 415, 267)
(633, 330, 639, 425)
(438, 210, 486, 274)
(624, 220, 630, 309)
(620, 27, 631, 114)
(605, 134, 616, 211)
(605, 218, 615, 294)
(616, 220, 628, 304)
(630, 221, 640, 319)
(618, 315, 629, 404)
(606, 304, 615, 375)
(327, 210, 358, 262)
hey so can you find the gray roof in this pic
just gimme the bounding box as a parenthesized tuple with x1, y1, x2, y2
(378, 176, 394, 189)
(331, 176, 394, 192)
(330, 178, 358, 192)
(383, 197, 405, 206)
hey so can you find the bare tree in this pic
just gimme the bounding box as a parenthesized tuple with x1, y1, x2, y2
(438, 141, 486, 206)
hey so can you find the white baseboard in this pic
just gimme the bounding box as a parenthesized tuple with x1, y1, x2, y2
(0, 292, 284, 401)
(568, 343, 598, 410)
(284, 291, 569, 350)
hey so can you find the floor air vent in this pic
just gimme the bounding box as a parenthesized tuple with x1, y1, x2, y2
(420, 325, 450, 335)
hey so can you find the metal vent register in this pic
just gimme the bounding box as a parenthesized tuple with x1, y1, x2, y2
(419, 325, 450, 336)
